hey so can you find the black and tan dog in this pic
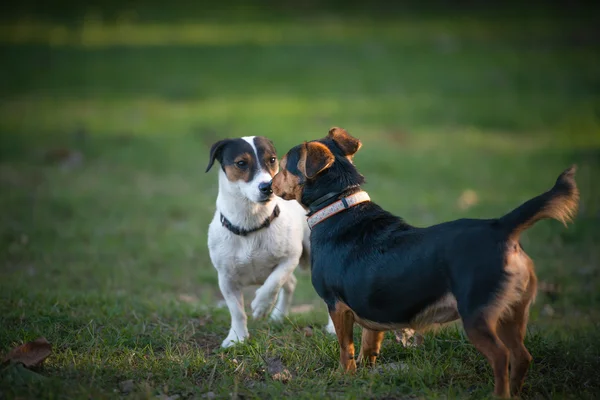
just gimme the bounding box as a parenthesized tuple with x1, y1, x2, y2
(271, 127, 579, 398)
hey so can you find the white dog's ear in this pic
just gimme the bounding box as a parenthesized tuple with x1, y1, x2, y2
(206, 139, 231, 172)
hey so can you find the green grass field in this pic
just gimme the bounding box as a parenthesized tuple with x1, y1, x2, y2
(1, 4, 600, 399)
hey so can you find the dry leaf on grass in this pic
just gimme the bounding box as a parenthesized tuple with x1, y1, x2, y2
(3, 337, 52, 367)
(265, 356, 292, 383)
(302, 326, 313, 337)
(394, 329, 424, 348)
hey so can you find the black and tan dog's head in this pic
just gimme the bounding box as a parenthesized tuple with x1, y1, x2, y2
(272, 127, 365, 207)
(206, 136, 279, 203)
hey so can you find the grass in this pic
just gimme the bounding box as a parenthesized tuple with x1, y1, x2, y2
(1, 3, 600, 399)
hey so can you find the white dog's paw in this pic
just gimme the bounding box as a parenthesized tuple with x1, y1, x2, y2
(251, 289, 276, 320)
(221, 331, 248, 348)
(269, 308, 285, 322)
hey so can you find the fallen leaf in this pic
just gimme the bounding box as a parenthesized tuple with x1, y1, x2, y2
(290, 304, 314, 314)
(119, 379, 135, 393)
(265, 356, 292, 383)
(457, 189, 479, 210)
(394, 329, 424, 348)
(3, 337, 52, 367)
(302, 326, 313, 337)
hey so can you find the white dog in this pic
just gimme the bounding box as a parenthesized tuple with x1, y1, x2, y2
(206, 136, 335, 348)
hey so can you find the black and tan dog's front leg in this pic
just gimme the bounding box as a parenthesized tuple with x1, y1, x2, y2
(359, 328, 385, 367)
(329, 304, 356, 372)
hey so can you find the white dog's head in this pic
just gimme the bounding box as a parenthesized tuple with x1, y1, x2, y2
(206, 136, 279, 203)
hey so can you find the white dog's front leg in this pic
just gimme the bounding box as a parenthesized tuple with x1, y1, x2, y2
(251, 258, 299, 320)
(218, 273, 248, 348)
(269, 273, 297, 322)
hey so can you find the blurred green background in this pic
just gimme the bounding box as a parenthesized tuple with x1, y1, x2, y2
(1, 1, 599, 398)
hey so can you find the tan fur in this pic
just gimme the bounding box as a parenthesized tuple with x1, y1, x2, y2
(222, 152, 253, 182)
(329, 302, 357, 372)
(359, 329, 385, 366)
(272, 154, 305, 204)
(333, 294, 459, 334)
(328, 127, 362, 158)
(301, 141, 335, 179)
(515, 194, 579, 236)
(509, 168, 579, 240)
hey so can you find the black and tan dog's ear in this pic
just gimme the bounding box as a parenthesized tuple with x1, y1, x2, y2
(299, 141, 335, 179)
(328, 127, 362, 158)
(206, 139, 231, 172)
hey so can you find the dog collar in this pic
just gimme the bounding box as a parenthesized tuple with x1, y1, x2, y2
(220, 205, 280, 236)
(307, 191, 370, 229)
(307, 184, 361, 214)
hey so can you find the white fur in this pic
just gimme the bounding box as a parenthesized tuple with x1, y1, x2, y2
(208, 136, 334, 348)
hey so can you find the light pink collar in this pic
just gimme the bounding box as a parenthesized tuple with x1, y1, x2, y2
(307, 191, 371, 229)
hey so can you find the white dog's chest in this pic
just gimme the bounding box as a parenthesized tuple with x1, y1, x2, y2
(209, 224, 291, 286)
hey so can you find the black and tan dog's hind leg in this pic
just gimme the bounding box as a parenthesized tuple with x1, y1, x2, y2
(497, 273, 537, 397)
(461, 270, 537, 399)
(329, 302, 357, 372)
(359, 328, 385, 367)
(462, 166, 578, 398)
(463, 313, 511, 398)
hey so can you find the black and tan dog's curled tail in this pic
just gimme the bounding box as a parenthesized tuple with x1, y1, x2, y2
(499, 165, 580, 240)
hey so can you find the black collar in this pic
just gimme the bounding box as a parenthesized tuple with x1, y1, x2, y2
(220, 205, 280, 236)
(307, 185, 361, 216)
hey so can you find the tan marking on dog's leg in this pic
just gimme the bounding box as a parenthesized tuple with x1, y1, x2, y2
(464, 315, 510, 398)
(359, 328, 385, 367)
(498, 271, 537, 397)
(329, 302, 356, 372)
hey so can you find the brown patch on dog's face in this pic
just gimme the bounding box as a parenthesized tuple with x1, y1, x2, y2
(252, 136, 279, 178)
(222, 152, 254, 182)
(272, 152, 304, 203)
(272, 142, 335, 206)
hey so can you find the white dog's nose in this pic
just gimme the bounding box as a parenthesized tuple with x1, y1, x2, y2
(258, 181, 272, 195)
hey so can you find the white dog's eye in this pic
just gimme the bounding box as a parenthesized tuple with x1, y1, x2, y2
(236, 160, 247, 168)
(269, 157, 276, 164)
